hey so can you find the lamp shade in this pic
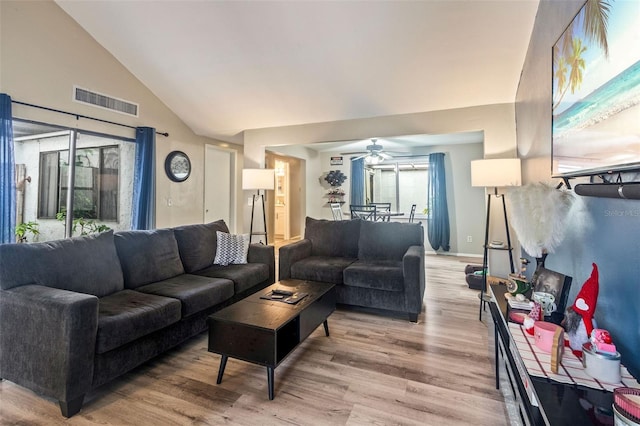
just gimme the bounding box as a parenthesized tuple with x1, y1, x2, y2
(471, 158, 522, 188)
(242, 169, 275, 190)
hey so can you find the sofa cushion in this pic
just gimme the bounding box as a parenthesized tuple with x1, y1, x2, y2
(214, 232, 250, 266)
(96, 289, 181, 354)
(0, 230, 123, 297)
(358, 221, 423, 261)
(173, 220, 230, 273)
(305, 217, 361, 258)
(136, 274, 234, 317)
(195, 262, 269, 294)
(114, 229, 185, 289)
(343, 260, 405, 292)
(290, 256, 356, 285)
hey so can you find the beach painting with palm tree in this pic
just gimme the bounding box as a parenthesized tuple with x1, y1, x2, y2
(552, 0, 640, 177)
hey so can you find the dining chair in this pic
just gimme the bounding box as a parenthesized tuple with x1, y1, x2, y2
(350, 204, 377, 221)
(369, 202, 391, 222)
(408, 204, 417, 222)
(330, 203, 343, 220)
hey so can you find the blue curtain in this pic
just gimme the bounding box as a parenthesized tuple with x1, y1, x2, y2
(350, 157, 365, 205)
(131, 127, 156, 230)
(0, 94, 16, 244)
(427, 152, 450, 251)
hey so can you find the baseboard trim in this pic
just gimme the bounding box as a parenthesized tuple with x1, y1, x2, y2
(424, 250, 482, 258)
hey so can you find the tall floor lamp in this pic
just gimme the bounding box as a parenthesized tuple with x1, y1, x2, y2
(471, 158, 521, 321)
(243, 169, 275, 244)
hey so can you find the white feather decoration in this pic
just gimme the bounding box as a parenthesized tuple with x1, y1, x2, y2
(507, 183, 577, 258)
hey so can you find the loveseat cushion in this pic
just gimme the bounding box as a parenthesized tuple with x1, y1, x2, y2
(305, 217, 361, 258)
(343, 260, 404, 292)
(358, 221, 423, 261)
(96, 290, 181, 354)
(173, 220, 230, 273)
(136, 274, 234, 317)
(0, 230, 123, 297)
(114, 229, 185, 289)
(195, 263, 269, 293)
(290, 256, 356, 285)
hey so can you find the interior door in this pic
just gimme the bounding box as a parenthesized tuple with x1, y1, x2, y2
(204, 145, 236, 231)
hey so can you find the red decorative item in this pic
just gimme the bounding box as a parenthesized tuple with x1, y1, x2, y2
(591, 328, 617, 355)
(524, 302, 541, 335)
(571, 263, 599, 338)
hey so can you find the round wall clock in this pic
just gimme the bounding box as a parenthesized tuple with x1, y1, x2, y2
(165, 151, 191, 182)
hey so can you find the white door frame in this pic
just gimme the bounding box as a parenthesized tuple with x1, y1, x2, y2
(204, 144, 238, 232)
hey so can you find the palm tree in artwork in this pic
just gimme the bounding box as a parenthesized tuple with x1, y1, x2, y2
(583, 0, 611, 58)
(568, 37, 587, 94)
(553, 56, 569, 108)
(553, 40, 586, 110)
(552, 0, 611, 112)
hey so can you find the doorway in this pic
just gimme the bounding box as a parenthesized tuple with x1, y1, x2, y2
(274, 160, 289, 240)
(266, 152, 303, 244)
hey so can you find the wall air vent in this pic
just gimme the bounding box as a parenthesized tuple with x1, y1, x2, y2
(73, 86, 139, 117)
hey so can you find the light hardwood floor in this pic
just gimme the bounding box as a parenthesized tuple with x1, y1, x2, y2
(0, 254, 508, 425)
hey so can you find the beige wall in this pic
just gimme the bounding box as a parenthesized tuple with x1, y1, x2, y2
(249, 104, 517, 257)
(0, 0, 241, 229)
(245, 103, 517, 166)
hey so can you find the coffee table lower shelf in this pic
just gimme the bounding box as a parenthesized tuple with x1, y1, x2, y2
(207, 280, 336, 400)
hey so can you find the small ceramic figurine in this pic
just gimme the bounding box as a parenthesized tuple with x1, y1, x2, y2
(507, 258, 532, 295)
(524, 302, 542, 336)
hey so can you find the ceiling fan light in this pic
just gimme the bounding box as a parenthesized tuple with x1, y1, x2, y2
(365, 154, 382, 165)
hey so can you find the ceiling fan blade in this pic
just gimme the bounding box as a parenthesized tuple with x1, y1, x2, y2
(340, 151, 368, 156)
(380, 152, 393, 159)
(351, 153, 368, 160)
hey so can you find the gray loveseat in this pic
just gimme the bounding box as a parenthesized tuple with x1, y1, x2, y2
(0, 220, 274, 417)
(279, 217, 425, 322)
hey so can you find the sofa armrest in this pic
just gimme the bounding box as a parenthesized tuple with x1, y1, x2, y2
(403, 245, 425, 317)
(0, 285, 99, 405)
(278, 239, 312, 280)
(247, 243, 276, 284)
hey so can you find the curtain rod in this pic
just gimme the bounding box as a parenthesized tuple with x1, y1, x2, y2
(11, 100, 169, 137)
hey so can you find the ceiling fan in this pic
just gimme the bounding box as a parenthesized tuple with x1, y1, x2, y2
(341, 139, 394, 164)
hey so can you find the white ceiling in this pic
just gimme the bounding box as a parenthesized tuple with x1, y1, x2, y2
(56, 0, 539, 146)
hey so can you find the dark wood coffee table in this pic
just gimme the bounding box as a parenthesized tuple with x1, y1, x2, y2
(207, 279, 336, 400)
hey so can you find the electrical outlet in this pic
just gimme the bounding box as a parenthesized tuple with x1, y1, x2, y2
(248, 197, 253, 206)
(467, 235, 473, 243)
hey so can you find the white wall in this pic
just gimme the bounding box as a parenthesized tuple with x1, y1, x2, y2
(246, 104, 516, 259)
(1, 0, 242, 229)
(270, 140, 486, 255)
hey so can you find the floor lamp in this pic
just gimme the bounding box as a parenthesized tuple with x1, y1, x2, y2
(471, 158, 521, 321)
(243, 169, 275, 244)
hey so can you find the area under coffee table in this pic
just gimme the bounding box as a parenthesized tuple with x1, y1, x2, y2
(207, 279, 336, 400)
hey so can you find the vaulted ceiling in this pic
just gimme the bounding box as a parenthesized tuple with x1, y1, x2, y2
(56, 0, 539, 145)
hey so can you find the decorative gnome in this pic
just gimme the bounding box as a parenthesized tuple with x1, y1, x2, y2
(564, 263, 599, 357)
(524, 302, 542, 335)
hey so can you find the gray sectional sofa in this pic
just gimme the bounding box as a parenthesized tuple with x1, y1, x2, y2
(0, 220, 274, 417)
(279, 217, 425, 322)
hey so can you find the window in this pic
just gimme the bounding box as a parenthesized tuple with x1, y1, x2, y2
(38, 146, 119, 221)
(367, 162, 428, 214)
(13, 120, 135, 241)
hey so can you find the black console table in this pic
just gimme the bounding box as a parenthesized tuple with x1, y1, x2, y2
(489, 283, 615, 425)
